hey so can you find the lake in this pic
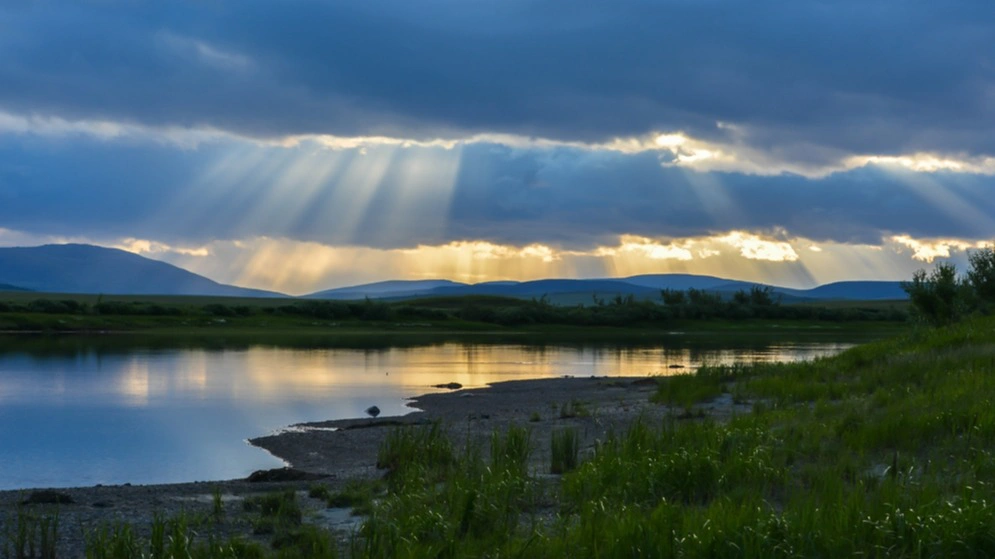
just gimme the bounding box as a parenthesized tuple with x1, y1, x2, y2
(0, 333, 869, 490)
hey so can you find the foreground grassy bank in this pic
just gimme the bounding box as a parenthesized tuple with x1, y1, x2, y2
(9, 316, 993, 557)
(352, 316, 995, 558)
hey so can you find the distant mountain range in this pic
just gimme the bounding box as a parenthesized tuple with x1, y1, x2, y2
(306, 275, 908, 302)
(0, 282, 31, 292)
(0, 244, 285, 297)
(0, 243, 908, 301)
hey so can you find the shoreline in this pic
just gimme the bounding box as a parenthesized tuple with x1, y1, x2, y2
(1, 375, 725, 555)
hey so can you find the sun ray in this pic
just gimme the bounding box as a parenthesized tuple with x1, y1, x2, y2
(885, 169, 995, 237)
(677, 167, 744, 227)
(159, 144, 302, 239)
(367, 144, 464, 246)
(239, 145, 347, 233)
(318, 145, 401, 242)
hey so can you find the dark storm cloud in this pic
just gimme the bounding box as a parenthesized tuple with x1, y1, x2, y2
(445, 144, 995, 248)
(0, 0, 993, 160)
(1, 138, 992, 248)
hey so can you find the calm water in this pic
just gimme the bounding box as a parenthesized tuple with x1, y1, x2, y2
(0, 334, 865, 490)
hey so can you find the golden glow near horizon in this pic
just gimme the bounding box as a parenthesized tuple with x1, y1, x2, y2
(110, 231, 988, 295)
(3, 223, 990, 295)
(608, 235, 694, 261)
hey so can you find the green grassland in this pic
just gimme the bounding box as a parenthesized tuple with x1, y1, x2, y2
(0, 291, 908, 336)
(17, 313, 995, 557)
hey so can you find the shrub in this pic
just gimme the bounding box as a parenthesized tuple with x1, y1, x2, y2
(967, 246, 995, 309)
(559, 399, 589, 419)
(902, 263, 971, 326)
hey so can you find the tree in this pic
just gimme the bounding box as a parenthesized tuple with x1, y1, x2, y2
(660, 289, 685, 306)
(967, 246, 995, 309)
(749, 285, 778, 307)
(732, 290, 750, 305)
(687, 288, 721, 306)
(902, 263, 970, 326)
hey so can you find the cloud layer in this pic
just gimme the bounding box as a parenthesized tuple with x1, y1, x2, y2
(1, 1, 993, 166)
(1, 136, 993, 251)
(1, 1, 993, 292)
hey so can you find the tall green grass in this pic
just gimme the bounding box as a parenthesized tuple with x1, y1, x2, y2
(490, 425, 531, 477)
(361, 424, 539, 558)
(84, 513, 268, 559)
(376, 422, 455, 486)
(2, 507, 57, 559)
(651, 365, 737, 409)
(550, 428, 579, 474)
(243, 490, 302, 536)
(316, 480, 384, 516)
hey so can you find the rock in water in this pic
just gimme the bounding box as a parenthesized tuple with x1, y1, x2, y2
(433, 382, 463, 390)
(366, 405, 381, 418)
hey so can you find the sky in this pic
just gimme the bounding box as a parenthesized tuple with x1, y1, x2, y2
(1, 0, 993, 295)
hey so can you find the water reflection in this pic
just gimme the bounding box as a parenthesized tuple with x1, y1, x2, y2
(0, 335, 863, 489)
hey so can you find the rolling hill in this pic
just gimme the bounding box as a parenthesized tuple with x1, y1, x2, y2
(0, 282, 31, 292)
(0, 243, 908, 302)
(427, 279, 661, 298)
(0, 244, 285, 297)
(614, 274, 748, 291)
(310, 275, 907, 303)
(798, 281, 908, 301)
(306, 279, 466, 299)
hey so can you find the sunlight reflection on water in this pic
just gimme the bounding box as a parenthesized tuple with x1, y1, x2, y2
(0, 338, 855, 489)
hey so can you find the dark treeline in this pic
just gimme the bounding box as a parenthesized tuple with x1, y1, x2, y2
(0, 285, 906, 327)
(452, 287, 905, 326)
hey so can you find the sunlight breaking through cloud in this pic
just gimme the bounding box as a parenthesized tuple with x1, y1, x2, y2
(890, 235, 990, 262)
(849, 154, 995, 175)
(0, 110, 230, 148)
(3, 107, 995, 180)
(115, 238, 210, 257)
(717, 232, 799, 262)
(604, 236, 696, 261)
